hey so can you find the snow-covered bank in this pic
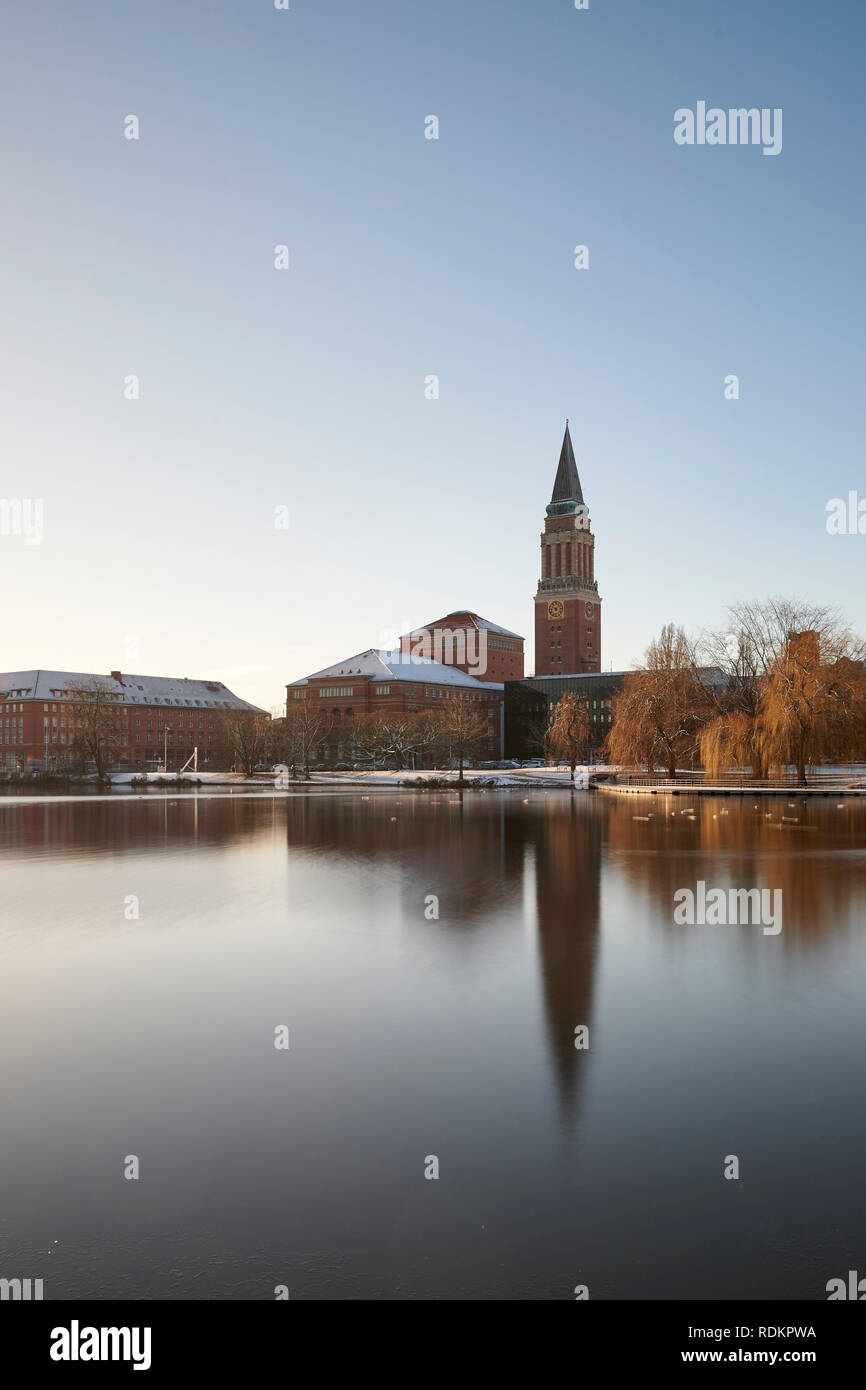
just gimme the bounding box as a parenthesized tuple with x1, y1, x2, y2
(109, 770, 260, 786)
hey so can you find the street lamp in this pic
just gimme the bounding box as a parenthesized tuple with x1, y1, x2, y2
(164, 726, 171, 772)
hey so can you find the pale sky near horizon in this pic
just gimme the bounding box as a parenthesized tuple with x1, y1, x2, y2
(2, 1, 864, 711)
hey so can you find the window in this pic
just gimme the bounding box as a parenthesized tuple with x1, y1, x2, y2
(373, 686, 390, 695)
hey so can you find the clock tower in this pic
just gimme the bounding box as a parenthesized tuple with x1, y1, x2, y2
(534, 421, 601, 675)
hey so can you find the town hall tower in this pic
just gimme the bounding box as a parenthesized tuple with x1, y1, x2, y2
(534, 422, 601, 674)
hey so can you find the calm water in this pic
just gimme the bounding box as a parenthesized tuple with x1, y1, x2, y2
(1, 788, 865, 1300)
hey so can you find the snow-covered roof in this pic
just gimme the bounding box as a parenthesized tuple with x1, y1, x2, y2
(404, 612, 523, 640)
(469, 614, 523, 638)
(291, 649, 503, 691)
(0, 669, 263, 712)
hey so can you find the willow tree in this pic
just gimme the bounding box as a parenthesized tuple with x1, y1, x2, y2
(700, 597, 853, 778)
(760, 628, 866, 783)
(699, 710, 768, 780)
(607, 624, 711, 778)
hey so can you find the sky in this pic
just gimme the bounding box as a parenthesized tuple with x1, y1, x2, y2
(1, 0, 864, 711)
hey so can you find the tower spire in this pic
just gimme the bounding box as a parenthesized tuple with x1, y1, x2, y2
(548, 420, 584, 514)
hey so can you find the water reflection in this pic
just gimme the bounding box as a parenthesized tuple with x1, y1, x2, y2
(1, 788, 865, 1299)
(605, 794, 866, 946)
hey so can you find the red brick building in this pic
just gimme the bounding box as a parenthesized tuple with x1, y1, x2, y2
(400, 611, 524, 683)
(534, 422, 602, 675)
(0, 669, 263, 773)
(287, 649, 505, 764)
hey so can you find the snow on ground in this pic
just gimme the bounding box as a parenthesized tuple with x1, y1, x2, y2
(109, 770, 257, 786)
(300, 767, 580, 787)
(98, 765, 617, 791)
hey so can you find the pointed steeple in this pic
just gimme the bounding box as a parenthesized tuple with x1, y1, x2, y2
(547, 420, 585, 515)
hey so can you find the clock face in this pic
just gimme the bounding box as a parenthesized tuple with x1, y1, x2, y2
(547, 600, 564, 619)
(585, 602, 594, 619)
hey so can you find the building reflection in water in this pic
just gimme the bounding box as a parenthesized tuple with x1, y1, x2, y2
(282, 790, 602, 1121)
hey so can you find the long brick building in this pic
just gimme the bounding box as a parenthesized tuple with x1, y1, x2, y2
(287, 648, 505, 764)
(0, 670, 263, 773)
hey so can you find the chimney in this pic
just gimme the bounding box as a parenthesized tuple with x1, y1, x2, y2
(110, 670, 122, 683)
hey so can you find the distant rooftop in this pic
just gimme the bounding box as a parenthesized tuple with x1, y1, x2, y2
(0, 669, 264, 711)
(403, 611, 523, 640)
(290, 649, 504, 691)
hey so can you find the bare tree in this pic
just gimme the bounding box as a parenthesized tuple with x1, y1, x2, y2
(67, 679, 122, 780)
(215, 710, 272, 777)
(350, 711, 438, 771)
(432, 697, 490, 785)
(545, 692, 591, 774)
(283, 694, 326, 779)
(607, 624, 711, 778)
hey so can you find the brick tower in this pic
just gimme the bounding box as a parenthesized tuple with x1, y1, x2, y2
(534, 421, 601, 674)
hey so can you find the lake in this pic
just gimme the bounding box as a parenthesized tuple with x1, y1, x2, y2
(1, 788, 864, 1299)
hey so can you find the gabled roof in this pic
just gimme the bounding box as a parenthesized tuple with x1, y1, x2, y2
(290, 649, 503, 691)
(549, 421, 585, 510)
(0, 669, 263, 712)
(403, 612, 523, 641)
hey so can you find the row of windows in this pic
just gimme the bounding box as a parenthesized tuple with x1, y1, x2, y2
(40, 690, 234, 709)
(308, 685, 500, 703)
(38, 697, 232, 711)
(1, 734, 218, 749)
(546, 698, 611, 710)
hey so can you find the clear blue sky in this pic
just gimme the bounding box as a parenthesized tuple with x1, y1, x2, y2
(2, 0, 864, 709)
